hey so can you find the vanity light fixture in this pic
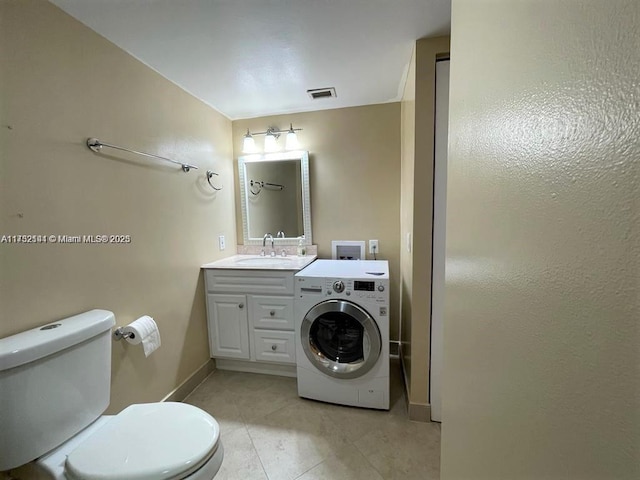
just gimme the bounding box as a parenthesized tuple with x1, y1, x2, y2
(264, 128, 279, 153)
(285, 124, 300, 150)
(241, 124, 303, 153)
(242, 129, 257, 154)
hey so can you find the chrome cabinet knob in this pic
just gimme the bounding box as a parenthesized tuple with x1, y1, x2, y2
(239, 303, 244, 309)
(270, 310, 275, 316)
(271, 344, 277, 351)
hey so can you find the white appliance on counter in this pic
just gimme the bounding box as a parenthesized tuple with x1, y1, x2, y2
(294, 260, 389, 409)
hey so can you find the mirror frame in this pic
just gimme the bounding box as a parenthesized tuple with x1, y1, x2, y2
(238, 150, 312, 245)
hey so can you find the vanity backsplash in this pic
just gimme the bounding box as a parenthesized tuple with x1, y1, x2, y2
(236, 244, 318, 256)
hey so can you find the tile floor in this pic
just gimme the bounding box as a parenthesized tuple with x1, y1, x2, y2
(184, 359, 441, 480)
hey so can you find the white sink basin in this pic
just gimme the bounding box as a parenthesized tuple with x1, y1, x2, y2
(234, 256, 294, 267)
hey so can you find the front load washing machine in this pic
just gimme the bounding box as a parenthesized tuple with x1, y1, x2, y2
(294, 260, 389, 409)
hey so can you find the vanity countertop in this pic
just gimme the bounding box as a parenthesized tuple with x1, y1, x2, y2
(201, 254, 317, 271)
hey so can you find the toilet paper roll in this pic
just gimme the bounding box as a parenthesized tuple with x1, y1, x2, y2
(123, 315, 161, 357)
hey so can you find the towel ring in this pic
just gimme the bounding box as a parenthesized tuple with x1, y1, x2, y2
(250, 180, 262, 195)
(206, 170, 222, 191)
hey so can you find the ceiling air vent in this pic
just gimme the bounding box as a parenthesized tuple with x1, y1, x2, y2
(307, 87, 337, 100)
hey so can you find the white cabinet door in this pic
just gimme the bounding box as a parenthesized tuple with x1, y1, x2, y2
(206, 294, 250, 359)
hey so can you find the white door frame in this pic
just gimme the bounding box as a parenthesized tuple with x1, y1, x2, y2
(430, 59, 450, 422)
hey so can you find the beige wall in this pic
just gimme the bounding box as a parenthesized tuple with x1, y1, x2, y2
(399, 37, 450, 417)
(0, 1, 235, 413)
(232, 104, 401, 340)
(442, 0, 639, 478)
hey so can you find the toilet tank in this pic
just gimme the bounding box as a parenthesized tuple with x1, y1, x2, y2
(0, 309, 115, 471)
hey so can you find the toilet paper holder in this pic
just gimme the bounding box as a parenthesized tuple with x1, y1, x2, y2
(113, 327, 135, 341)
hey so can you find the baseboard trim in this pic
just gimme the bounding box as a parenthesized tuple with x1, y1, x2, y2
(162, 359, 216, 403)
(408, 402, 432, 422)
(215, 358, 297, 377)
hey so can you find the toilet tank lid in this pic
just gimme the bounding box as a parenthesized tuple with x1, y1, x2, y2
(0, 309, 115, 371)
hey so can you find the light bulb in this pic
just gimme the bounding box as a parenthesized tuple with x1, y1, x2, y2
(264, 132, 279, 152)
(242, 130, 257, 153)
(285, 131, 299, 150)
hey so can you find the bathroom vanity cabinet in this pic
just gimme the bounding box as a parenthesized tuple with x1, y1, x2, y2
(202, 255, 315, 376)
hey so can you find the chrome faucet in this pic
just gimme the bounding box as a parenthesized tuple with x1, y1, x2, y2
(276, 231, 285, 239)
(263, 233, 274, 248)
(262, 233, 274, 256)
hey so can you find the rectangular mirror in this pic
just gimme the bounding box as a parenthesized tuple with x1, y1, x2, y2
(238, 151, 312, 245)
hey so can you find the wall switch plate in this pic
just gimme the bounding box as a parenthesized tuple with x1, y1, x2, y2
(369, 239, 379, 254)
(218, 235, 226, 251)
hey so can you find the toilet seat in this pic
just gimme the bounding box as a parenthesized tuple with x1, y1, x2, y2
(64, 402, 220, 480)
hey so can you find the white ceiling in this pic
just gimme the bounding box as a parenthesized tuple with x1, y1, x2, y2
(50, 0, 451, 120)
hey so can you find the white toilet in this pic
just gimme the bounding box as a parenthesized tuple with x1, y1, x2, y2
(0, 310, 223, 479)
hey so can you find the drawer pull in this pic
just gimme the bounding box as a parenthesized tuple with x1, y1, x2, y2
(270, 310, 275, 316)
(239, 303, 244, 309)
(271, 344, 277, 351)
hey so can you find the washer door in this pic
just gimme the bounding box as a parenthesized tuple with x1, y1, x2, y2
(301, 299, 381, 379)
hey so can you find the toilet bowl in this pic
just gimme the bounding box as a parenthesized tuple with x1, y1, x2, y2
(36, 403, 223, 480)
(0, 310, 223, 479)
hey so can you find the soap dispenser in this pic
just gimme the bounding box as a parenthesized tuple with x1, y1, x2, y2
(297, 237, 306, 256)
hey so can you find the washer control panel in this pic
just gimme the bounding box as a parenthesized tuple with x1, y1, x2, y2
(321, 278, 387, 302)
(354, 280, 375, 291)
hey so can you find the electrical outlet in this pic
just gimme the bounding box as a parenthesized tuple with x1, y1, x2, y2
(369, 239, 379, 255)
(218, 235, 226, 251)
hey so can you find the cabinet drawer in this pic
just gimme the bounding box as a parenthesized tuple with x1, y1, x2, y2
(253, 330, 296, 364)
(205, 269, 294, 295)
(250, 295, 294, 330)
